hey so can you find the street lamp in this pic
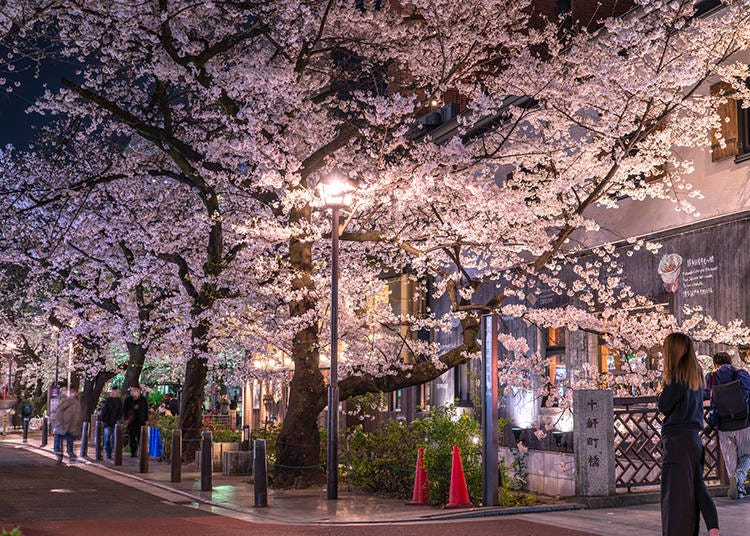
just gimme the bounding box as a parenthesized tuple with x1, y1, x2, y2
(318, 170, 357, 501)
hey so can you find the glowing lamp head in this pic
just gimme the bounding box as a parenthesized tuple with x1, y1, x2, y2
(318, 170, 357, 208)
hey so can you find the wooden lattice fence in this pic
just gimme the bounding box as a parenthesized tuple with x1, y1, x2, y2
(613, 396, 723, 491)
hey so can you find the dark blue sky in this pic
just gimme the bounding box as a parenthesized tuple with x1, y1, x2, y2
(0, 49, 75, 149)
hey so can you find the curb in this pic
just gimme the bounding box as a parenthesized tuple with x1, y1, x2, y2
(10, 440, 586, 525)
(417, 502, 587, 521)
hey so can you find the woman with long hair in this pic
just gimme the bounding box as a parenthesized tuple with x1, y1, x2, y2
(659, 332, 719, 536)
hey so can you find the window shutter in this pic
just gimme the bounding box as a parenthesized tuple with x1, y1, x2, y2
(711, 81, 739, 162)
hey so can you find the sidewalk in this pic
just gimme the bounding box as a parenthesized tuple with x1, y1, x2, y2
(5, 432, 747, 535)
(2, 432, 582, 525)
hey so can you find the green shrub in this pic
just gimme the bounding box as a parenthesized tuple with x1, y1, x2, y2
(209, 424, 240, 443)
(498, 454, 534, 506)
(148, 391, 164, 408)
(346, 406, 487, 506)
(2, 527, 22, 535)
(251, 422, 281, 465)
(347, 419, 423, 499)
(420, 407, 482, 505)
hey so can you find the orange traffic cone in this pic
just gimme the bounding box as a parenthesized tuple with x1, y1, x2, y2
(444, 445, 472, 508)
(406, 447, 430, 505)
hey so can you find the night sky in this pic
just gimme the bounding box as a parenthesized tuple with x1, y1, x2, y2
(0, 49, 75, 149)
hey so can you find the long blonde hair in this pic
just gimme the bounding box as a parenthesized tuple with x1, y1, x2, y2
(663, 332, 705, 390)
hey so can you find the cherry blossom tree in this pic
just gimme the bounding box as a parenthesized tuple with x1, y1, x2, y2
(2, 0, 750, 482)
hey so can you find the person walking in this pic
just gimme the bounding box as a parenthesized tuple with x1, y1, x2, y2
(123, 385, 148, 457)
(705, 351, 750, 499)
(659, 332, 719, 536)
(52, 389, 83, 464)
(99, 386, 123, 459)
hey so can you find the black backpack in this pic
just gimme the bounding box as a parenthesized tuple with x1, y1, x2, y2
(710, 368, 750, 432)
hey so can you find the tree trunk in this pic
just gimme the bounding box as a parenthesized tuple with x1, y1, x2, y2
(274, 325, 327, 487)
(123, 341, 147, 392)
(180, 319, 210, 461)
(81, 370, 115, 420)
(275, 208, 327, 487)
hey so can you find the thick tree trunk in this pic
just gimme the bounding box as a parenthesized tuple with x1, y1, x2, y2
(274, 325, 327, 487)
(123, 341, 147, 392)
(275, 207, 327, 487)
(180, 320, 210, 461)
(81, 370, 115, 420)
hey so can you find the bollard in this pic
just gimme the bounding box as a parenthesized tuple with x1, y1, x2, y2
(40, 416, 48, 447)
(171, 429, 182, 482)
(79, 421, 89, 457)
(22, 417, 29, 443)
(114, 423, 123, 466)
(94, 421, 104, 461)
(200, 430, 213, 491)
(139, 425, 149, 473)
(253, 439, 268, 507)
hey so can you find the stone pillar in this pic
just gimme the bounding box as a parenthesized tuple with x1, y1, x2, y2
(573, 389, 615, 496)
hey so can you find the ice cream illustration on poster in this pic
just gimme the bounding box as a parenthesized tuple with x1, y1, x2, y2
(658, 253, 683, 293)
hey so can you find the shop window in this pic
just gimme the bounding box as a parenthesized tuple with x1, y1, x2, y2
(548, 353, 567, 384)
(547, 326, 565, 349)
(542, 327, 567, 407)
(599, 339, 623, 373)
(545, 327, 566, 382)
(390, 389, 403, 411)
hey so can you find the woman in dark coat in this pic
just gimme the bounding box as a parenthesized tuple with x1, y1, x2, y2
(658, 332, 719, 536)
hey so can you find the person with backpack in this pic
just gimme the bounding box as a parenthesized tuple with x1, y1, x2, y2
(705, 351, 750, 499)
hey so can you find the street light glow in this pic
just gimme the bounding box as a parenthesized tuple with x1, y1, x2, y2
(318, 171, 356, 208)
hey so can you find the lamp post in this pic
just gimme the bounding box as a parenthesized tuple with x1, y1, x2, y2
(4, 342, 16, 393)
(318, 171, 356, 501)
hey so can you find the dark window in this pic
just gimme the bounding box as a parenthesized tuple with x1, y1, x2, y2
(738, 102, 750, 156)
(694, 0, 722, 17)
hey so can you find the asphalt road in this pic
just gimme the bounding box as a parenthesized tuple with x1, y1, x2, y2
(0, 443, 597, 535)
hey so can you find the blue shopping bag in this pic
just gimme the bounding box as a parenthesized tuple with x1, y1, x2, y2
(149, 426, 163, 458)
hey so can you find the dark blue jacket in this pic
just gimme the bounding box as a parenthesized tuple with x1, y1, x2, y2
(659, 381, 704, 437)
(99, 396, 123, 428)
